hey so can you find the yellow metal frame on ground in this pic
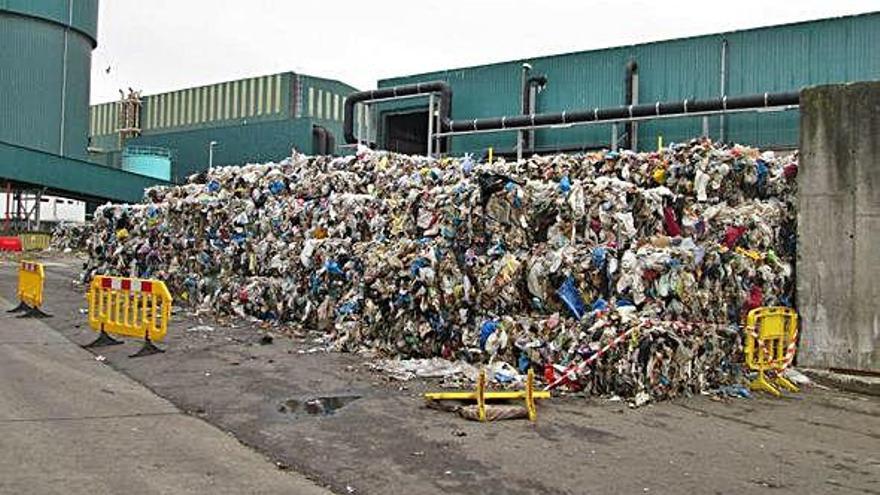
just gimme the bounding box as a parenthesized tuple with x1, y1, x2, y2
(424, 369, 550, 421)
(87, 276, 172, 342)
(745, 306, 799, 397)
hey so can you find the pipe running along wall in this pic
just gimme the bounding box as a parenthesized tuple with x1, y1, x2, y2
(341, 82, 799, 153)
(442, 91, 799, 135)
(343, 81, 453, 146)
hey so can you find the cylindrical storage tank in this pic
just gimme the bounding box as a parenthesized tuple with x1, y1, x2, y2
(0, 0, 99, 160)
(121, 146, 172, 181)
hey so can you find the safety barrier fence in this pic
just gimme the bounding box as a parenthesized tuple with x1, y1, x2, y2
(7, 260, 50, 317)
(86, 275, 172, 357)
(744, 306, 799, 396)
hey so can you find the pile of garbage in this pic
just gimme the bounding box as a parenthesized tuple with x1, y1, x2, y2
(72, 138, 798, 401)
(51, 222, 93, 252)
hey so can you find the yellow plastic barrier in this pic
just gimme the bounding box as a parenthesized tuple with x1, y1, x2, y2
(19, 233, 50, 251)
(745, 306, 799, 397)
(7, 260, 49, 317)
(425, 369, 550, 422)
(87, 275, 172, 357)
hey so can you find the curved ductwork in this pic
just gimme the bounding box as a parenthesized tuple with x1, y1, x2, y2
(312, 125, 338, 155)
(343, 81, 453, 145)
(446, 91, 799, 133)
(312, 125, 329, 155)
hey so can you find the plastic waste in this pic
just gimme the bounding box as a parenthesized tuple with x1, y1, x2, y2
(54, 138, 798, 402)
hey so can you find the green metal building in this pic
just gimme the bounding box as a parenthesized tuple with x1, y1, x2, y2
(89, 73, 358, 181)
(376, 12, 880, 156)
(0, 0, 168, 203)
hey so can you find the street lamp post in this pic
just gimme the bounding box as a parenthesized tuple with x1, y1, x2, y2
(208, 141, 218, 170)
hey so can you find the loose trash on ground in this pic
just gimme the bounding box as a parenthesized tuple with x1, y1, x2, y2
(53, 138, 798, 402)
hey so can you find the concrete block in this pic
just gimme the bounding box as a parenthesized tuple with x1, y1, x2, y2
(798, 81, 880, 370)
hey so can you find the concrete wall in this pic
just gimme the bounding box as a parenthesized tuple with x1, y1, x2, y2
(798, 81, 880, 370)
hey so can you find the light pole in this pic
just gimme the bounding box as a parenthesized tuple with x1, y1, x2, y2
(208, 141, 218, 170)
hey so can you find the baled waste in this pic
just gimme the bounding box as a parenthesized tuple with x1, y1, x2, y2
(56, 138, 798, 401)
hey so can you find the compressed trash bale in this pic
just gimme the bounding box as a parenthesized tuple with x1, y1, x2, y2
(51, 222, 93, 252)
(74, 138, 798, 401)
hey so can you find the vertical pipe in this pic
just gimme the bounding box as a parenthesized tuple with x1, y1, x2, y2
(518, 64, 530, 162)
(702, 116, 709, 137)
(720, 39, 728, 142)
(611, 124, 618, 152)
(527, 84, 537, 153)
(624, 60, 638, 151)
(631, 72, 639, 151)
(427, 93, 435, 157)
(365, 104, 372, 148)
(356, 104, 363, 146)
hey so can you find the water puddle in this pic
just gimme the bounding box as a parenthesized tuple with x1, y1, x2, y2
(279, 395, 361, 416)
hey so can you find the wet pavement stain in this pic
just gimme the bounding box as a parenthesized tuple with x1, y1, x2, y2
(279, 395, 361, 416)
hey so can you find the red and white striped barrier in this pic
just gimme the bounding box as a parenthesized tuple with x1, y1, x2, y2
(783, 326, 798, 369)
(98, 276, 155, 293)
(20, 261, 40, 272)
(545, 324, 644, 391)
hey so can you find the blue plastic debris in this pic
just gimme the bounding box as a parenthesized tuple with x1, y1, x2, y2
(479, 320, 499, 350)
(269, 180, 285, 195)
(557, 276, 587, 320)
(559, 175, 572, 193)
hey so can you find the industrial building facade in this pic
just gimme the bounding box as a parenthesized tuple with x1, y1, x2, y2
(375, 12, 880, 156)
(86, 12, 880, 180)
(89, 73, 359, 181)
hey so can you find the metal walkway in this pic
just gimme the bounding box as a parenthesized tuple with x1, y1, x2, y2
(0, 140, 169, 203)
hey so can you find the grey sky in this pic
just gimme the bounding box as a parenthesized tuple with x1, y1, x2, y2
(90, 0, 879, 104)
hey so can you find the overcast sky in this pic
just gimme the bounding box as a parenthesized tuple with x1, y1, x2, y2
(90, 0, 879, 104)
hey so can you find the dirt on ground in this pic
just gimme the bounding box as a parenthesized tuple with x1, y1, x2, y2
(3, 254, 879, 495)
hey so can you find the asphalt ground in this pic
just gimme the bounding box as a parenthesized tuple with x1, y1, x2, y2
(2, 253, 879, 495)
(0, 259, 330, 494)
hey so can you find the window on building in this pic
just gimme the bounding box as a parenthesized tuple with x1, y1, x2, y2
(272, 74, 281, 113)
(249, 78, 256, 117)
(257, 77, 264, 115)
(317, 89, 323, 119)
(325, 93, 332, 121)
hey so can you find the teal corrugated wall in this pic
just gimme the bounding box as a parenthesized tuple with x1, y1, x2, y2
(380, 12, 880, 155)
(0, 2, 97, 160)
(128, 119, 315, 181)
(90, 72, 360, 172)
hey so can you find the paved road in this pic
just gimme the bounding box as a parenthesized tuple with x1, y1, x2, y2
(0, 293, 330, 495)
(3, 255, 880, 495)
